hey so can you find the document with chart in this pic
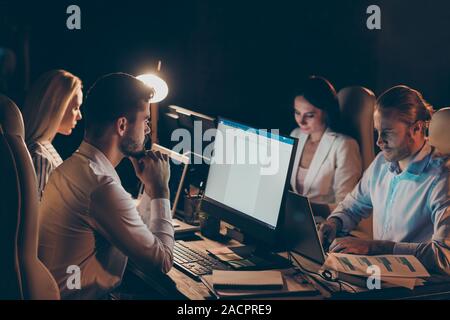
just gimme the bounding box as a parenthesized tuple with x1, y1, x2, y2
(323, 253, 430, 278)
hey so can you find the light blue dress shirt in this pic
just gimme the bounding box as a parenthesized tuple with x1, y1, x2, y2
(330, 143, 450, 275)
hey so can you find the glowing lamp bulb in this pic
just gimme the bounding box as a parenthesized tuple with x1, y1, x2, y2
(137, 74, 169, 103)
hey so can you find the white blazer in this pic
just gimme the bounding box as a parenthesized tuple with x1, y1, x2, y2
(290, 127, 362, 208)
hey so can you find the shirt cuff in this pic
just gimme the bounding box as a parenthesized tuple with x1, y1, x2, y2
(393, 242, 420, 255)
(149, 198, 173, 238)
(328, 211, 357, 233)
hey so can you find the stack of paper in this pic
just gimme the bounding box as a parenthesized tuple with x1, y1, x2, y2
(323, 253, 430, 290)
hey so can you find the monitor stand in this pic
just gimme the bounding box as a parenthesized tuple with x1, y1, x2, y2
(220, 245, 292, 270)
(207, 226, 292, 270)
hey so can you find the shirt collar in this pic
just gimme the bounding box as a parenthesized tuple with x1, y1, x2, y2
(76, 140, 121, 183)
(388, 142, 433, 175)
(430, 153, 450, 169)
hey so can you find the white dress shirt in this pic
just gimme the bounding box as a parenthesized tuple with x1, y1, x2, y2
(38, 141, 174, 299)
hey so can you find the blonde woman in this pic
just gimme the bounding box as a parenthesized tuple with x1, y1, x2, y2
(23, 70, 83, 199)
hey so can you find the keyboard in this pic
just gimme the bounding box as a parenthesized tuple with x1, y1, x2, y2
(173, 240, 230, 280)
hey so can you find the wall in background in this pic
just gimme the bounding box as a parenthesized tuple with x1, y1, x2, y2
(1, 0, 450, 158)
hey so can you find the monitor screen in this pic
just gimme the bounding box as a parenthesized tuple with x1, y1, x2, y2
(202, 118, 297, 248)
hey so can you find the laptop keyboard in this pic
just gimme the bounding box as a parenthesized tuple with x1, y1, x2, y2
(173, 240, 230, 280)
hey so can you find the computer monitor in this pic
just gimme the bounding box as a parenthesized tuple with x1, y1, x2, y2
(201, 118, 298, 252)
(182, 151, 210, 192)
(161, 106, 216, 190)
(159, 105, 217, 158)
(168, 105, 216, 135)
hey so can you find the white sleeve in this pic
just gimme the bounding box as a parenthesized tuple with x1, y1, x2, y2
(90, 182, 174, 273)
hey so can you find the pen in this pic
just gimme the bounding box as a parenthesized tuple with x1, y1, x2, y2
(199, 276, 220, 300)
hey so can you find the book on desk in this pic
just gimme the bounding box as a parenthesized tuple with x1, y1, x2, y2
(200, 269, 318, 299)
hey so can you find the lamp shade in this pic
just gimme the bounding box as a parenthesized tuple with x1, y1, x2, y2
(137, 73, 169, 103)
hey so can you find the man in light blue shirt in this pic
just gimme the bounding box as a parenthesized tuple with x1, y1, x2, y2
(319, 86, 450, 275)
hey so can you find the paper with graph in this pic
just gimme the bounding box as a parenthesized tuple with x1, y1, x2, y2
(324, 253, 430, 278)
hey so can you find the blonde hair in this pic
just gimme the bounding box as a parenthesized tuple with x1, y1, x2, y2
(376, 85, 434, 135)
(23, 69, 82, 143)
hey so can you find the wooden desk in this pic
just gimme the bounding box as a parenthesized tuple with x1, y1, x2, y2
(125, 229, 323, 300)
(126, 230, 450, 300)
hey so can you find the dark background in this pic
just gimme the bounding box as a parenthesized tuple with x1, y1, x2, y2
(1, 0, 450, 159)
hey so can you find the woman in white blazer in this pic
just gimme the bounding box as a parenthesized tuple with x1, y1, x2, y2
(290, 76, 362, 215)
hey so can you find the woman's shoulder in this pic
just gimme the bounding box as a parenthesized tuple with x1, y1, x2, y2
(290, 127, 303, 138)
(27, 141, 59, 165)
(331, 132, 359, 147)
(325, 132, 360, 157)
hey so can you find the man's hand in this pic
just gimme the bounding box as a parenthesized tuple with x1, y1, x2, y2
(130, 151, 170, 200)
(329, 237, 395, 255)
(318, 218, 342, 251)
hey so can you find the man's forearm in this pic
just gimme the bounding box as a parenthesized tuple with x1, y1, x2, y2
(370, 240, 395, 255)
(329, 217, 343, 233)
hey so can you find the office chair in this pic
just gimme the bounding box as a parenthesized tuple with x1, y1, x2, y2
(429, 107, 450, 155)
(337, 86, 376, 239)
(0, 94, 60, 300)
(338, 86, 376, 171)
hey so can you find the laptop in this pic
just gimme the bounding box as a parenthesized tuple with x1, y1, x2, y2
(283, 191, 328, 265)
(284, 191, 374, 287)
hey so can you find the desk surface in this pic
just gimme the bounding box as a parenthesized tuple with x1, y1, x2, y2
(128, 229, 450, 300)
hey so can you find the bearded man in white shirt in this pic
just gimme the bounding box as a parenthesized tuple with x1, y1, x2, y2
(38, 73, 174, 299)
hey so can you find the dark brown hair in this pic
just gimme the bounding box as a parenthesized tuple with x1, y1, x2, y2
(84, 73, 154, 137)
(295, 75, 343, 134)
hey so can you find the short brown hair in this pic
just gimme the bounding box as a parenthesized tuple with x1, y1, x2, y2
(84, 73, 154, 137)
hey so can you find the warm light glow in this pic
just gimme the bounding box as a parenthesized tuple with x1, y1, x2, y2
(137, 73, 169, 103)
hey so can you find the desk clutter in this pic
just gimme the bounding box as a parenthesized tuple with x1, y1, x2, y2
(207, 245, 292, 270)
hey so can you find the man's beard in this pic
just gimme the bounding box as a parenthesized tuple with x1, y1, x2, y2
(384, 132, 414, 162)
(119, 133, 150, 158)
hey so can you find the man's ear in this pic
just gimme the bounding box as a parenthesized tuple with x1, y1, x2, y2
(411, 121, 424, 136)
(116, 117, 128, 137)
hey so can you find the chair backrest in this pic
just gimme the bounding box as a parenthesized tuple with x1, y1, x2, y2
(0, 94, 59, 300)
(337, 87, 376, 239)
(429, 107, 450, 155)
(337, 86, 376, 171)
